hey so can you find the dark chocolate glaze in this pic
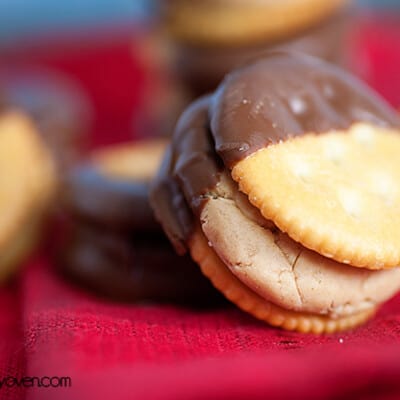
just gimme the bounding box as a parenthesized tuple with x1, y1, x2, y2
(210, 51, 400, 168)
(149, 145, 192, 254)
(63, 163, 159, 232)
(150, 96, 223, 253)
(59, 224, 224, 306)
(172, 97, 223, 212)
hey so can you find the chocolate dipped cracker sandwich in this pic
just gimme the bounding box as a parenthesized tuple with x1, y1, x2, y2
(150, 52, 400, 333)
(163, 0, 351, 97)
(59, 139, 222, 305)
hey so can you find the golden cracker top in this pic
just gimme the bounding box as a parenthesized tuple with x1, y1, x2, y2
(232, 124, 400, 269)
(93, 139, 167, 182)
(164, 0, 349, 46)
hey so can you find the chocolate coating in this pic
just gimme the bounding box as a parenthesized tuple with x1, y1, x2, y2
(149, 146, 192, 254)
(172, 97, 222, 211)
(59, 224, 223, 305)
(63, 164, 159, 232)
(150, 96, 224, 253)
(210, 52, 400, 168)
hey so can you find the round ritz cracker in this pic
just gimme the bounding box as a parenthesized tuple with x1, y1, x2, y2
(150, 54, 400, 333)
(60, 139, 223, 305)
(210, 52, 400, 269)
(164, 0, 349, 47)
(0, 110, 56, 281)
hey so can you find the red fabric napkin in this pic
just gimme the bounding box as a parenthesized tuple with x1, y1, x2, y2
(1, 13, 400, 400)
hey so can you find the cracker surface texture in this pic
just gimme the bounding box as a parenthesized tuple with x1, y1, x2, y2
(232, 124, 400, 269)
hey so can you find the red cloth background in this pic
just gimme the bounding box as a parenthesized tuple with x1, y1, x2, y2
(1, 13, 400, 400)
